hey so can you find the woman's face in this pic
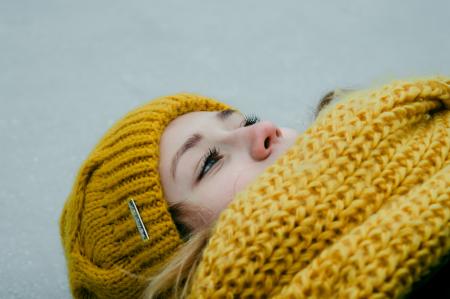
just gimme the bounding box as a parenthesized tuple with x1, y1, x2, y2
(159, 109, 298, 229)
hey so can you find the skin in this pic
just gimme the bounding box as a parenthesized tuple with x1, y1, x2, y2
(159, 110, 299, 230)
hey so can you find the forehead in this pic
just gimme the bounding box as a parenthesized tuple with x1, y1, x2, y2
(163, 111, 214, 140)
(159, 111, 215, 161)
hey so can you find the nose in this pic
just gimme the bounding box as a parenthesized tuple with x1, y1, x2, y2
(248, 121, 282, 161)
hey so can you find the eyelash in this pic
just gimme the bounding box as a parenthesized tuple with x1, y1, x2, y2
(242, 113, 260, 127)
(197, 113, 261, 181)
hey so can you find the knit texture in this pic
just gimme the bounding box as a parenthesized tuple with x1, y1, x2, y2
(187, 77, 450, 299)
(59, 94, 231, 299)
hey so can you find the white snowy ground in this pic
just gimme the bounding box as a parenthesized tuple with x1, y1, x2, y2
(1, 1, 449, 298)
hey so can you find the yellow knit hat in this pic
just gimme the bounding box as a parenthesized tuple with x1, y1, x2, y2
(59, 93, 232, 299)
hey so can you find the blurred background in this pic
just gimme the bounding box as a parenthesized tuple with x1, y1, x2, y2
(1, 0, 449, 298)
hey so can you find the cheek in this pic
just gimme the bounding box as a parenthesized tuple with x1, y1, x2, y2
(193, 162, 268, 221)
(231, 165, 262, 195)
(199, 166, 257, 211)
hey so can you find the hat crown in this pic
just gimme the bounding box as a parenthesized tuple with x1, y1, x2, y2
(60, 94, 232, 298)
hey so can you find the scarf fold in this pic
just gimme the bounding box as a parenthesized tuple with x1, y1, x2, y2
(187, 77, 450, 299)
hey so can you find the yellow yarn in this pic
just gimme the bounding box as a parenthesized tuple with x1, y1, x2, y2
(187, 77, 450, 298)
(59, 94, 231, 299)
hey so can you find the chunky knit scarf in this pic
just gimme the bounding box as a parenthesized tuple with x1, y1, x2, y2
(187, 77, 450, 298)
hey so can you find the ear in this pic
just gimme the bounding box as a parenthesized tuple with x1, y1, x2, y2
(168, 199, 215, 237)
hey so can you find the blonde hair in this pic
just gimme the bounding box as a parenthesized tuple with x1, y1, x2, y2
(142, 90, 343, 299)
(141, 200, 216, 299)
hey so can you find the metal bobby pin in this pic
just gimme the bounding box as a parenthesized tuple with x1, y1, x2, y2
(128, 198, 149, 241)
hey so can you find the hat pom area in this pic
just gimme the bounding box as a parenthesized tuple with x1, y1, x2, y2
(59, 94, 232, 299)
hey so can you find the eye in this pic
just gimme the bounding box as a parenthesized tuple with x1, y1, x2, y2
(197, 147, 223, 181)
(242, 113, 260, 127)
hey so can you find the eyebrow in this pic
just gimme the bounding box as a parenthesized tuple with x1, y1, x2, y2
(170, 109, 236, 181)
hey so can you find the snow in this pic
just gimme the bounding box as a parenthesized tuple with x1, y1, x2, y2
(1, 0, 449, 298)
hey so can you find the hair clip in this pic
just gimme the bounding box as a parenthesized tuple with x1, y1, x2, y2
(128, 198, 149, 241)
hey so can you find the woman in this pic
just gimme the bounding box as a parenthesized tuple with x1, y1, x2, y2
(59, 91, 324, 298)
(60, 77, 450, 299)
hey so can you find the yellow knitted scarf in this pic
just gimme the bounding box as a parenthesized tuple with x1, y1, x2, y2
(187, 77, 450, 298)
